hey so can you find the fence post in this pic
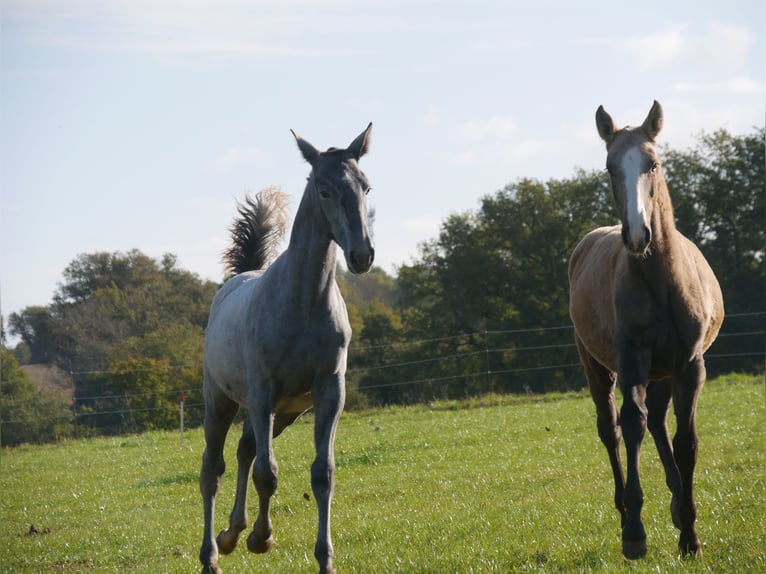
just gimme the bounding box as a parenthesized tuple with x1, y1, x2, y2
(179, 391, 185, 446)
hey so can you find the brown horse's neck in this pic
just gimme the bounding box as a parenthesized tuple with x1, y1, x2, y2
(650, 173, 677, 250)
(635, 173, 689, 300)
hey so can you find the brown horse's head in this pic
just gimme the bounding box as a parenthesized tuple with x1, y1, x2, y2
(596, 100, 664, 257)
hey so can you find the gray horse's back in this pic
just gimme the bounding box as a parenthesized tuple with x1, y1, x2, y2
(204, 271, 265, 405)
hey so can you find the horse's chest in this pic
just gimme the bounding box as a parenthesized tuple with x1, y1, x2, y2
(261, 321, 349, 381)
(622, 305, 705, 377)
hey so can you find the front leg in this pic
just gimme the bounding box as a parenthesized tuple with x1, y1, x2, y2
(646, 379, 683, 529)
(312, 373, 346, 574)
(617, 335, 651, 559)
(671, 357, 706, 556)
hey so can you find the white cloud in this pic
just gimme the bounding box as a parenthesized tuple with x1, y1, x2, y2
(671, 77, 765, 95)
(9, 0, 366, 60)
(622, 26, 685, 69)
(697, 21, 753, 73)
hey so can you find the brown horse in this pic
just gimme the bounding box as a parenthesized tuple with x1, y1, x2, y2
(568, 101, 724, 559)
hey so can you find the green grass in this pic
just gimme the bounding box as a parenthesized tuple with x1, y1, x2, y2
(1, 373, 763, 573)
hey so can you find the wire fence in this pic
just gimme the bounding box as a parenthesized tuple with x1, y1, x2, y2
(2, 312, 763, 435)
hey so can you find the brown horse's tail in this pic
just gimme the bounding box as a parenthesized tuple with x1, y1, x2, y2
(223, 187, 290, 278)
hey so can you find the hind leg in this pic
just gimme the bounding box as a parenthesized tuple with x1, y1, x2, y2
(246, 391, 278, 554)
(199, 384, 240, 574)
(217, 418, 256, 554)
(671, 357, 705, 556)
(576, 336, 626, 525)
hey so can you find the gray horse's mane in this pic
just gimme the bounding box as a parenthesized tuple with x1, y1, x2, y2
(222, 187, 290, 278)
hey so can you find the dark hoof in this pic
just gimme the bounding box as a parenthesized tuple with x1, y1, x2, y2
(679, 534, 702, 557)
(622, 538, 647, 559)
(247, 532, 275, 554)
(216, 528, 241, 555)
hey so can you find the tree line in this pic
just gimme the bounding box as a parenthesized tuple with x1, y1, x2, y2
(2, 128, 763, 445)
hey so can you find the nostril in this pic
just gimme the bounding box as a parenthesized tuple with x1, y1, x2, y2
(349, 249, 373, 271)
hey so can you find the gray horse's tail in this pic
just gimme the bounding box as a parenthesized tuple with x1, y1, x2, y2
(223, 187, 290, 278)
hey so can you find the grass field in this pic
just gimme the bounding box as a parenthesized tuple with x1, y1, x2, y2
(1, 373, 763, 573)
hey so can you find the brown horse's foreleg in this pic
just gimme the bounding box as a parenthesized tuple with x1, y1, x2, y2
(671, 358, 705, 557)
(617, 339, 651, 559)
(577, 338, 626, 524)
(646, 379, 683, 529)
(199, 390, 239, 574)
(311, 375, 345, 574)
(217, 418, 256, 554)
(247, 400, 277, 554)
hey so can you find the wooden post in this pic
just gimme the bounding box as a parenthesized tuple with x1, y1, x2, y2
(179, 391, 185, 446)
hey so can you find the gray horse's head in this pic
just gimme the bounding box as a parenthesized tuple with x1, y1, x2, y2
(596, 101, 664, 257)
(291, 124, 375, 274)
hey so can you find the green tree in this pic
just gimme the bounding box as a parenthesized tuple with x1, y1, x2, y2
(9, 250, 218, 437)
(664, 128, 765, 374)
(0, 347, 72, 445)
(387, 170, 615, 403)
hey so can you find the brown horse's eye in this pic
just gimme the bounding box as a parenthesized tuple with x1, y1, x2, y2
(650, 163, 659, 174)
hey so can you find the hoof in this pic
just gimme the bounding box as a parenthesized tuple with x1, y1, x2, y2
(247, 532, 275, 554)
(679, 534, 702, 557)
(201, 564, 223, 574)
(622, 538, 647, 560)
(216, 529, 241, 555)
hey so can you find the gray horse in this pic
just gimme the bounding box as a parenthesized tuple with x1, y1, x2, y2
(199, 124, 375, 574)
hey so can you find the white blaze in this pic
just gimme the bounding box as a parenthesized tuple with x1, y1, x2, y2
(620, 147, 651, 249)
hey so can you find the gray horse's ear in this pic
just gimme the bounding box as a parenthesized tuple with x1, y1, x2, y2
(595, 105, 616, 143)
(291, 129, 320, 166)
(348, 122, 372, 160)
(641, 100, 663, 141)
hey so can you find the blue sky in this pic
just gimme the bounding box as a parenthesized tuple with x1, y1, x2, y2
(1, 0, 764, 330)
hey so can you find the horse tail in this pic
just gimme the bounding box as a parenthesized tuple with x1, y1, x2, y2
(223, 187, 290, 278)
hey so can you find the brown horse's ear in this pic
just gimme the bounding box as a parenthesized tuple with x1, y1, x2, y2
(348, 122, 372, 160)
(595, 105, 616, 143)
(291, 129, 320, 166)
(641, 100, 663, 141)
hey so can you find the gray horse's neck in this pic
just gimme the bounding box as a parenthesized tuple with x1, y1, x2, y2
(284, 177, 338, 308)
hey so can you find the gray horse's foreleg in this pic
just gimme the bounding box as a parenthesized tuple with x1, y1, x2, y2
(199, 392, 239, 574)
(247, 399, 278, 554)
(311, 376, 345, 574)
(217, 418, 256, 554)
(671, 357, 705, 556)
